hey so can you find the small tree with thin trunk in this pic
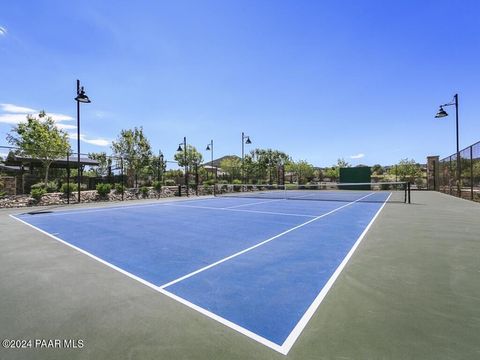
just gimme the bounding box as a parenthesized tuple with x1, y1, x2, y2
(7, 111, 70, 184)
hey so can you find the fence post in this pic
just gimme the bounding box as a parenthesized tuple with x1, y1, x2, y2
(470, 145, 474, 200)
(120, 156, 124, 201)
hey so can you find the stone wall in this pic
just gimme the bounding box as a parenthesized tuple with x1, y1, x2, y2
(0, 185, 215, 208)
(1, 176, 17, 195)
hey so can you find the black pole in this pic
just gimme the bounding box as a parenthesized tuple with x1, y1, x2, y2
(211, 140, 215, 195)
(241, 132, 244, 184)
(454, 94, 460, 197)
(66, 151, 70, 204)
(470, 145, 473, 200)
(160, 153, 164, 185)
(157, 150, 161, 182)
(121, 156, 124, 201)
(76, 80, 81, 203)
(184, 136, 188, 196)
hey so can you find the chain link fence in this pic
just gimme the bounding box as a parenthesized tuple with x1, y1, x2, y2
(438, 141, 480, 202)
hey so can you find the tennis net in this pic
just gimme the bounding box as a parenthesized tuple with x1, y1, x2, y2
(214, 182, 411, 203)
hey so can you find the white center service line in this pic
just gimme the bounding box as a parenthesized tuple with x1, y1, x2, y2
(159, 192, 375, 289)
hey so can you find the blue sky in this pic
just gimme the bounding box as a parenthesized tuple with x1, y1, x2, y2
(1, 0, 479, 168)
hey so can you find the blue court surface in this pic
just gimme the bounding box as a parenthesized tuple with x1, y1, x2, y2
(12, 192, 390, 354)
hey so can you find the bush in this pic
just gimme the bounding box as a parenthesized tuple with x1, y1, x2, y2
(96, 183, 112, 197)
(31, 188, 47, 201)
(31, 181, 58, 193)
(232, 179, 242, 185)
(164, 179, 176, 186)
(61, 183, 77, 194)
(203, 179, 215, 186)
(114, 183, 125, 194)
(153, 181, 162, 191)
(140, 186, 150, 198)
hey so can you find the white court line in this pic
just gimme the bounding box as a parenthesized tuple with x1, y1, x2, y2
(223, 198, 284, 209)
(279, 192, 391, 354)
(164, 203, 316, 218)
(159, 192, 375, 289)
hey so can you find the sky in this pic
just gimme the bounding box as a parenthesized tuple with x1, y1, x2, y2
(1, 0, 479, 168)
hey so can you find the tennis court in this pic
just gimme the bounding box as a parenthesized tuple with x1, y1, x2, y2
(10, 187, 394, 354)
(2, 190, 479, 359)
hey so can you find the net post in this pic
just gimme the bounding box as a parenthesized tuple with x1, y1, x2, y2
(404, 182, 407, 203)
(407, 182, 411, 204)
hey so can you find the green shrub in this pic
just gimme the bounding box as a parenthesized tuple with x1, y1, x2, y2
(115, 183, 125, 194)
(96, 183, 112, 197)
(31, 188, 47, 201)
(61, 183, 77, 194)
(140, 186, 149, 197)
(153, 181, 162, 191)
(203, 179, 215, 186)
(31, 181, 58, 193)
(232, 179, 242, 185)
(164, 179, 176, 186)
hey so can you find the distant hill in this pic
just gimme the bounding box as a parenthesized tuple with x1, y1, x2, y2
(202, 155, 240, 168)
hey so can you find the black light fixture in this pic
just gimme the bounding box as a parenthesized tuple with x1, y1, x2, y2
(75, 87, 91, 103)
(435, 106, 448, 118)
(177, 144, 183, 152)
(435, 94, 460, 196)
(75, 79, 91, 203)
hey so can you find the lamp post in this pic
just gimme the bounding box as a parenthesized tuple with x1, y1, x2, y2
(74, 79, 91, 203)
(177, 137, 188, 196)
(158, 151, 164, 184)
(435, 93, 460, 196)
(241, 132, 252, 184)
(205, 140, 214, 180)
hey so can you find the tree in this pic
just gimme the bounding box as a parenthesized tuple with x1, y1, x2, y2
(337, 158, 350, 168)
(88, 152, 111, 176)
(391, 158, 422, 183)
(289, 160, 315, 184)
(220, 157, 242, 182)
(7, 111, 70, 184)
(252, 148, 290, 184)
(111, 127, 152, 187)
(174, 145, 203, 169)
(324, 167, 339, 182)
(372, 164, 384, 175)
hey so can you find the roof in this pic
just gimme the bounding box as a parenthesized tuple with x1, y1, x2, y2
(4, 155, 99, 169)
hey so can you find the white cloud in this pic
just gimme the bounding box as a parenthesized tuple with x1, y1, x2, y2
(0, 114, 28, 124)
(47, 113, 74, 122)
(56, 123, 77, 130)
(68, 133, 110, 147)
(0, 103, 37, 113)
(350, 153, 365, 159)
(0, 26, 7, 36)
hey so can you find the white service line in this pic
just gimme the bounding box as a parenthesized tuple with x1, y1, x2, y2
(159, 192, 375, 289)
(164, 203, 316, 218)
(223, 198, 284, 208)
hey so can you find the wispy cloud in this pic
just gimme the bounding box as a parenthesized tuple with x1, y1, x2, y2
(68, 133, 110, 147)
(1, 103, 36, 113)
(0, 114, 28, 124)
(350, 153, 365, 159)
(1, 103, 108, 147)
(0, 26, 7, 36)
